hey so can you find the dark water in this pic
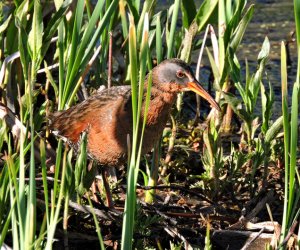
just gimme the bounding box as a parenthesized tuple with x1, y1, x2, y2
(189, 0, 296, 118)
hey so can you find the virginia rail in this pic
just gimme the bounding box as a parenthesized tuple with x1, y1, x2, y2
(49, 58, 220, 203)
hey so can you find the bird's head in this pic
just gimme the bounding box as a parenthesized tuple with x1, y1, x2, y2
(152, 58, 220, 111)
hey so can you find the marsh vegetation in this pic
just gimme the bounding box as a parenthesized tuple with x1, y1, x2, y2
(0, 0, 299, 249)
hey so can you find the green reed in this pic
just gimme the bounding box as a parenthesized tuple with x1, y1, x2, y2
(0, 0, 117, 247)
(1, 0, 298, 249)
(121, 13, 151, 249)
(280, 0, 300, 246)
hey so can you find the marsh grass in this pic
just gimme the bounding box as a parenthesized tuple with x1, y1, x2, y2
(279, 0, 300, 246)
(0, 0, 299, 249)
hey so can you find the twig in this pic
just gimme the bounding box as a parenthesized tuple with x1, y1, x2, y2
(68, 200, 115, 221)
(37, 63, 59, 74)
(80, 44, 102, 86)
(23, 177, 60, 182)
(108, 31, 113, 89)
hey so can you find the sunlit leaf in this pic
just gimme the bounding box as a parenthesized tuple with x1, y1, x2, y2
(265, 116, 283, 143)
(195, 0, 218, 32)
(0, 14, 12, 33)
(28, 0, 43, 66)
(230, 5, 254, 52)
(181, 0, 196, 28)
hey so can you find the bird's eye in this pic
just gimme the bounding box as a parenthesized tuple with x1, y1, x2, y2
(176, 71, 185, 78)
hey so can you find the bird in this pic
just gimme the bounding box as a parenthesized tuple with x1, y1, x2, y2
(49, 58, 220, 205)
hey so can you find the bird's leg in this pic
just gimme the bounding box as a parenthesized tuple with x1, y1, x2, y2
(106, 166, 118, 184)
(101, 167, 114, 208)
(91, 180, 99, 202)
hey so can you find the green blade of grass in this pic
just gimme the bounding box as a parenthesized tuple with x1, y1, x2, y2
(218, 0, 226, 76)
(15, 0, 30, 80)
(87, 196, 105, 249)
(64, 0, 119, 107)
(167, 0, 180, 58)
(230, 5, 254, 52)
(0, 196, 16, 247)
(57, 14, 65, 110)
(119, 0, 128, 38)
(40, 139, 50, 228)
(41, 0, 71, 61)
(121, 14, 138, 250)
(155, 13, 162, 63)
(287, 83, 298, 222)
(137, 0, 155, 42)
(64, 0, 85, 90)
(195, 0, 218, 32)
(121, 13, 150, 250)
(0, 14, 12, 34)
(128, 14, 138, 149)
(280, 39, 291, 242)
(136, 14, 149, 144)
(294, 0, 300, 84)
(181, 0, 196, 28)
(26, 72, 37, 250)
(45, 148, 68, 250)
(28, 0, 43, 69)
(23, 2, 44, 243)
(264, 116, 283, 144)
(51, 140, 63, 221)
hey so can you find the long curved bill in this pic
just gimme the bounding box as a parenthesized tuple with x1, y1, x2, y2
(187, 81, 221, 111)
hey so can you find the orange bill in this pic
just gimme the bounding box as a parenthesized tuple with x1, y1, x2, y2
(187, 81, 221, 111)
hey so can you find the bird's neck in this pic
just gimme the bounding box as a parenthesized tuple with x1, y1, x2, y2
(141, 85, 177, 126)
(151, 85, 177, 103)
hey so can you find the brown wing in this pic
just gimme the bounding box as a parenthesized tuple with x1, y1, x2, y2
(49, 86, 131, 144)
